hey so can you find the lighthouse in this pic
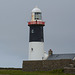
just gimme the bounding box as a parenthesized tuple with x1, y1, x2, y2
(28, 7, 46, 60)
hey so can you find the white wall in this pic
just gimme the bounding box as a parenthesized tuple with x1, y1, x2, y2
(29, 42, 44, 60)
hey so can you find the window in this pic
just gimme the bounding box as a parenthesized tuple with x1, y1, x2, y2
(31, 29, 34, 33)
(31, 48, 33, 51)
(42, 57, 44, 60)
(35, 12, 42, 20)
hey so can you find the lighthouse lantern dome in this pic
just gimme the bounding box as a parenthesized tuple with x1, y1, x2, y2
(31, 7, 42, 21)
(32, 7, 41, 13)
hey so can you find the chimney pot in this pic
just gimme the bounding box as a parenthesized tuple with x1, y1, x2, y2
(48, 49, 53, 56)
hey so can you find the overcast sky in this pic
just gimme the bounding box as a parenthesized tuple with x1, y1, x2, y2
(0, 0, 75, 68)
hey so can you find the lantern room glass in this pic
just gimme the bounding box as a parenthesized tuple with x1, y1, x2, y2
(35, 12, 42, 20)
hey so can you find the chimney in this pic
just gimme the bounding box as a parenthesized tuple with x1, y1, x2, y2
(48, 49, 53, 56)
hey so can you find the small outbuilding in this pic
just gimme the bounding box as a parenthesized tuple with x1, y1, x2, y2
(47, 53, 75, 60)
(47, 49, 75, 60)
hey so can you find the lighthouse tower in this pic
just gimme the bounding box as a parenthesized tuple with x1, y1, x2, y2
(28, 7, 45, 60)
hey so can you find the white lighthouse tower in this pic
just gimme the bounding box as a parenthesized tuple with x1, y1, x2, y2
(28, 7, 46, 60)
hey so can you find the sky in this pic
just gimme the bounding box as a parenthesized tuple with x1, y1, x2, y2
(0, 0, 75, 68)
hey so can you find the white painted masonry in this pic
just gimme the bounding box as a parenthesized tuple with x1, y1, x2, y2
(29, 42, 44, 60)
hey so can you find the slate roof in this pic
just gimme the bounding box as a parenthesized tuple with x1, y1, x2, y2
(47, 53, 75, 60)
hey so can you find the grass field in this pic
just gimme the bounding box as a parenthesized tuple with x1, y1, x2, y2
(0, 69, 74, 75)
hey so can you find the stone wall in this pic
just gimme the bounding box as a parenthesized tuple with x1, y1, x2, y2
(22, 59, 74, 71)
(64, 67, 75, 74)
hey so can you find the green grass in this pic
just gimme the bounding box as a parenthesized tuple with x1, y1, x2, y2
(0, 69, 74, 75)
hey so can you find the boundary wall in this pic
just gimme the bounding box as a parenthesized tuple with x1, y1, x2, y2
(22, 59, 75, 71)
